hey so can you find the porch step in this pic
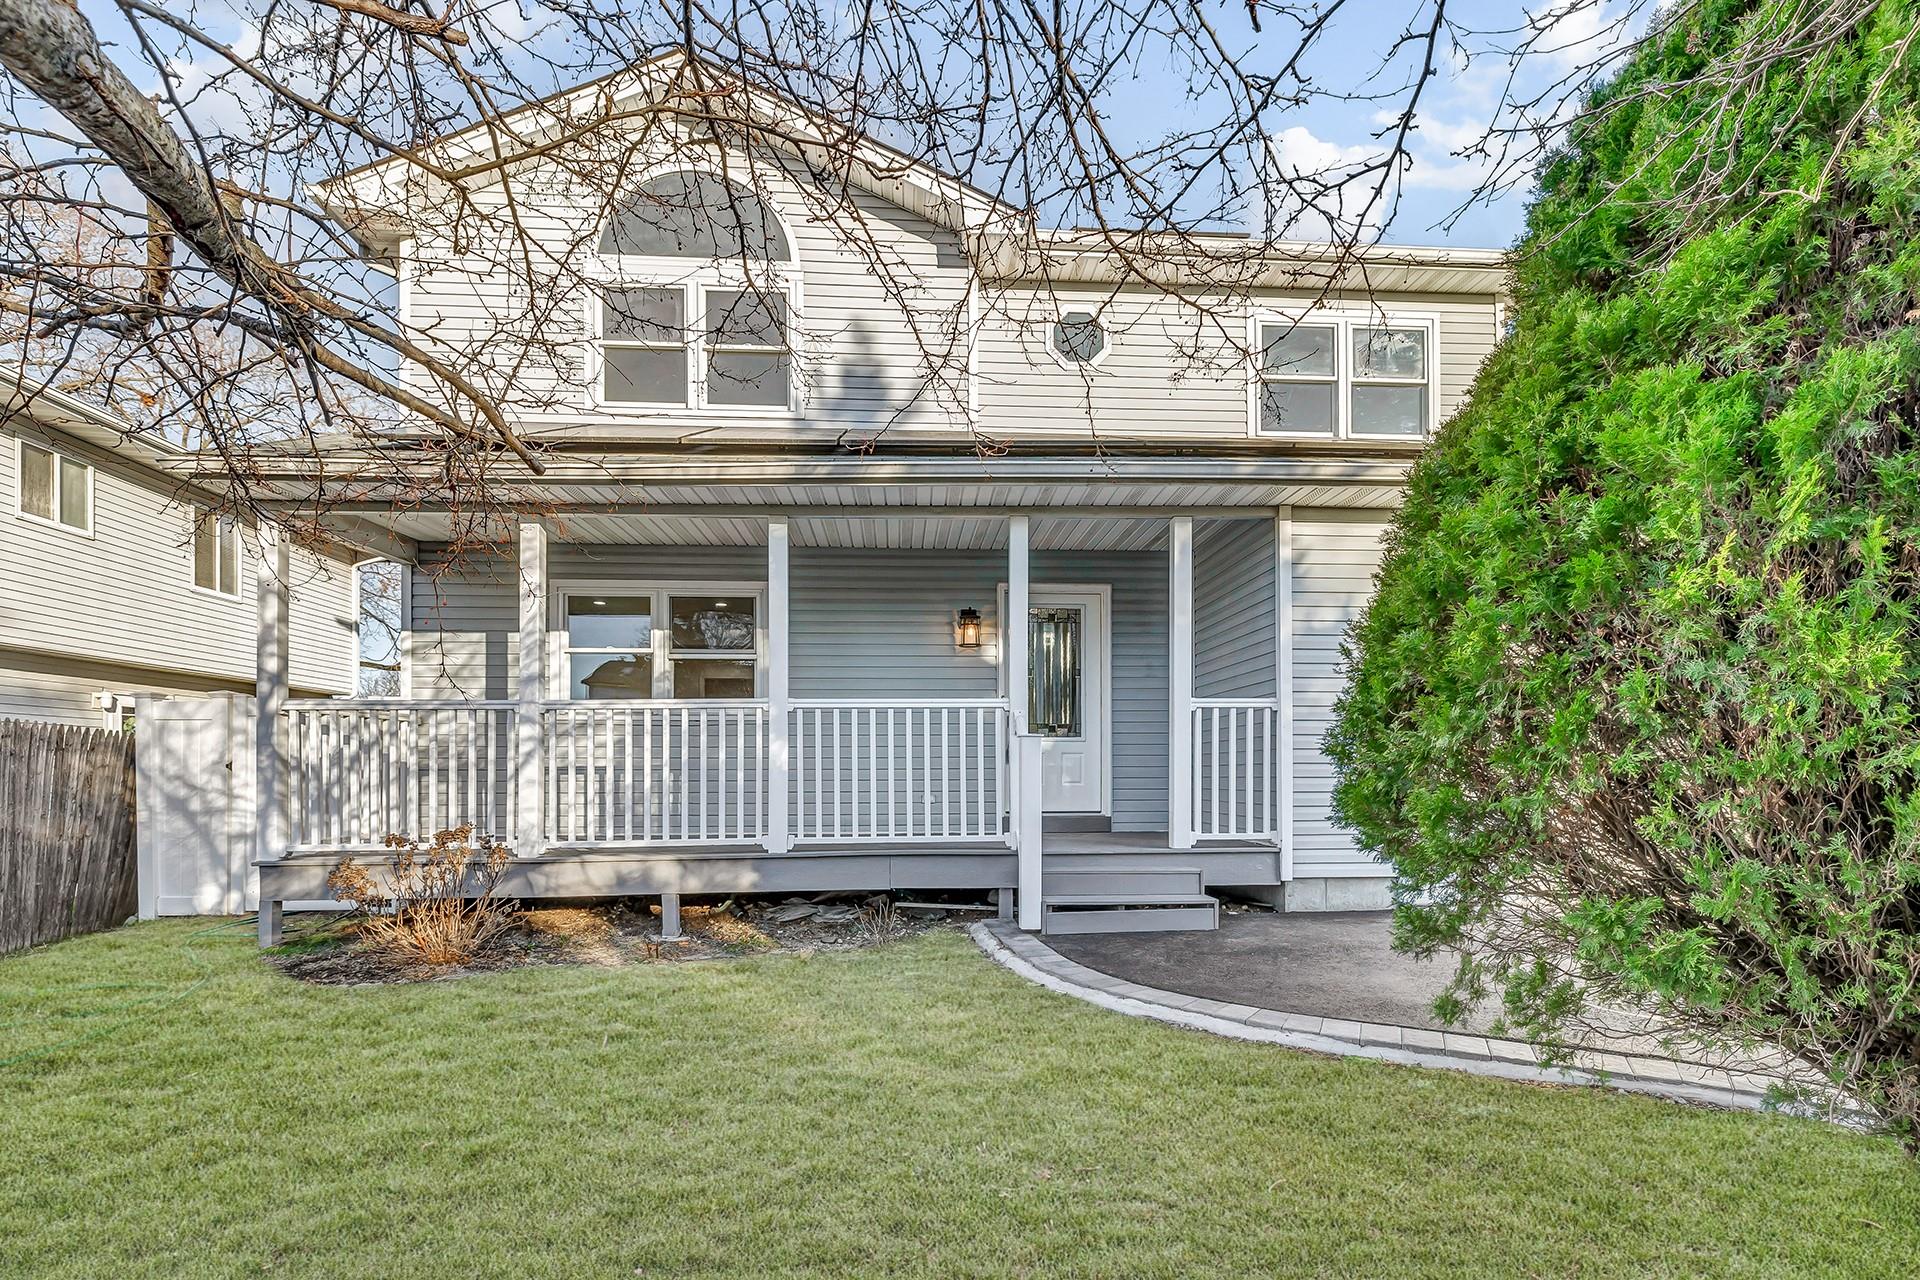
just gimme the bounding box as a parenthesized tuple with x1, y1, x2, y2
(1041, 892, 1220, 936)
(1042, 864, 1205, 898)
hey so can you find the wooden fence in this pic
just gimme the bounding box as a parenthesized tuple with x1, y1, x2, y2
(0, 719, 138, 955)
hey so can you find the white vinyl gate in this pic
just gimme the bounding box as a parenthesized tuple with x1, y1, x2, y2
(134, 694, 342, 917)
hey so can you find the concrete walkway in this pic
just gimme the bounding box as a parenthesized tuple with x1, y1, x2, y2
(972, 918, 1831, 1116)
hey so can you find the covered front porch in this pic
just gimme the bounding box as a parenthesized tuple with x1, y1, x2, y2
(244, 467, 1398, 940)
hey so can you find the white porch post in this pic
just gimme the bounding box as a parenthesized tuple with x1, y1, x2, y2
(514, 521, 548, 855)
(254, 521, 291, 945)
(1007, 515, 1030, 734)
(765, 516, 791, 853)
(1274, 506, 1295, 877)
(1007, 514, 1042, 929)
(1169, 515, 1195, 850)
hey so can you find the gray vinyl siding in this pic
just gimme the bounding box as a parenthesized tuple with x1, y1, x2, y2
(408, 545, 773, 698)
(408, 547, 519, 698)
(791, 550, 1000, 700)
(402, 153, 971, 434)
(409, 541, 1174, 832)
(0, 648, 242, 726)
(551, 544, 769, 584)
(1290, 509, 1391, 876)
(394, 136, 1500, 445)
(975, 287, 1499, 440)
(0, 417, 355, 705)
(1194, 518, 1277, 699)
(795, 548, 1169, 831)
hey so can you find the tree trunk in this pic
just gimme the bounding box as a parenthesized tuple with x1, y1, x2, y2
(0, 0, 263, 296)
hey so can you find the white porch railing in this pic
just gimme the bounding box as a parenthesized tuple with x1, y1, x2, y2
(1190, 699, 1279, 842)
(790, 700, 1010, 843)
(543, 701, 768, 846)
(283, 697, 1013, 853)
(285, 700, 517, 851)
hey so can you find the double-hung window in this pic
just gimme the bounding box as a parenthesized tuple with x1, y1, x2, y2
(593, 170, 798, 413)
(1255, 323, 1338, 435)
(702, 289, 790, 407)
(193, 505, 241, 596)
(1350, 326, 1430, 437)
(1253, 312, 1435, 439)
(560, 587, 761, 699)
(595, 285, 794, 410)
(667, 593, 758, 697)
(563, 594, 656, 699)
(599, 288, 689, 406)
(16, 438, 91, 533)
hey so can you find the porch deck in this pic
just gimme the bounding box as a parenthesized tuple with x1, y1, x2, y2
(250, 507, 1336, 940)
(256, 828, 1279, 907)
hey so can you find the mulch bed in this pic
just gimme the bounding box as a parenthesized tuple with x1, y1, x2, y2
(270, 893, 985, 985)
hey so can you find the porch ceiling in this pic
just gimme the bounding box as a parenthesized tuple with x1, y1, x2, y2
(347, 478, 1402, 552)
(549, 512, 1182, 551)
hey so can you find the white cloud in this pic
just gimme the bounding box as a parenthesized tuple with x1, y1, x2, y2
(1261, 125, 1389, 239)
(1528, 0, 1633, 73)
(1268, 124, 1376, 178)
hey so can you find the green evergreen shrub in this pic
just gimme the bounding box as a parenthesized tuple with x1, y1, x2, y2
(1329, 0, 1920, 1138)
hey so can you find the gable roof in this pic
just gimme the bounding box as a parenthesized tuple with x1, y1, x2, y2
(316, 49, 1507, 294)
(0, 368, 188, 474)
(318, 49, 1020, 259)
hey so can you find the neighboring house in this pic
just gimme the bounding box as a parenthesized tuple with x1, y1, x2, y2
(0, 373, 359, 728)
(187, 54, 1508, 940)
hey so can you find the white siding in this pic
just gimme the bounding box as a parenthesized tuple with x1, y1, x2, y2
(0, 418, 357, 706)
(1290, 509, 1390, 877)
(402, 154, 973, 434)
(395, 141, 1501, 445)
(975, 286, 1498, 439)
(0, 648, 238, 727)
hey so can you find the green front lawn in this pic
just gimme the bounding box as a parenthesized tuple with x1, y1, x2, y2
(2, 921, 1916, 1278)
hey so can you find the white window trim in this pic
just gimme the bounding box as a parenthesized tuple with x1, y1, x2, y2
(13, 434, 94, 538)
(584, 271, 805, 417)
(96, 690, 137, 732)
(1247, 307, 1440, 441)
(1043, 310, 1114, 371)
(189, 504, 243, 599)
(550, 580, 768, 701)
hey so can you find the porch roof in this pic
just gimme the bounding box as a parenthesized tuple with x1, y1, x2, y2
(168, 448, 1410, 560)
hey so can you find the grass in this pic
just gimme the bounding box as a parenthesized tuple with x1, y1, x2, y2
(2, 921, 1917, 1278)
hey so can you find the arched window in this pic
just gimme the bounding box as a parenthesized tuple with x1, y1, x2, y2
(598, 171, 792, 261)
(592, 171, 799, 413)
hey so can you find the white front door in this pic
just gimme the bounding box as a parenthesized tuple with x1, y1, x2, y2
(1016, 586, 1110, 815)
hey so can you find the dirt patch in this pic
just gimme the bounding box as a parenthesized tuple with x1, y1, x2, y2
(270, 893, 988, 985)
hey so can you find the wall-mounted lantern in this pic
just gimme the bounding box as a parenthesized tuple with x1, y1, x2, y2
(955, 607, 983, 649)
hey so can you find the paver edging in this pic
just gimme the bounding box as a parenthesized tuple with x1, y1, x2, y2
(969, 920, 1843, 1119)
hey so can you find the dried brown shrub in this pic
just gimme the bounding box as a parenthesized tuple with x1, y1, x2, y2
(326, 827, 517, 966)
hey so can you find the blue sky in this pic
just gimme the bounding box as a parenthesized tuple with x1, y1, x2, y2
(1150, 0, 1652, 249)
(100, 1, 1649, 254)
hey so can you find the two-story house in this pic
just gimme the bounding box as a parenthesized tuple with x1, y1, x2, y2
(189, 54, 1507, 941)
(1, 372, 359, 727)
